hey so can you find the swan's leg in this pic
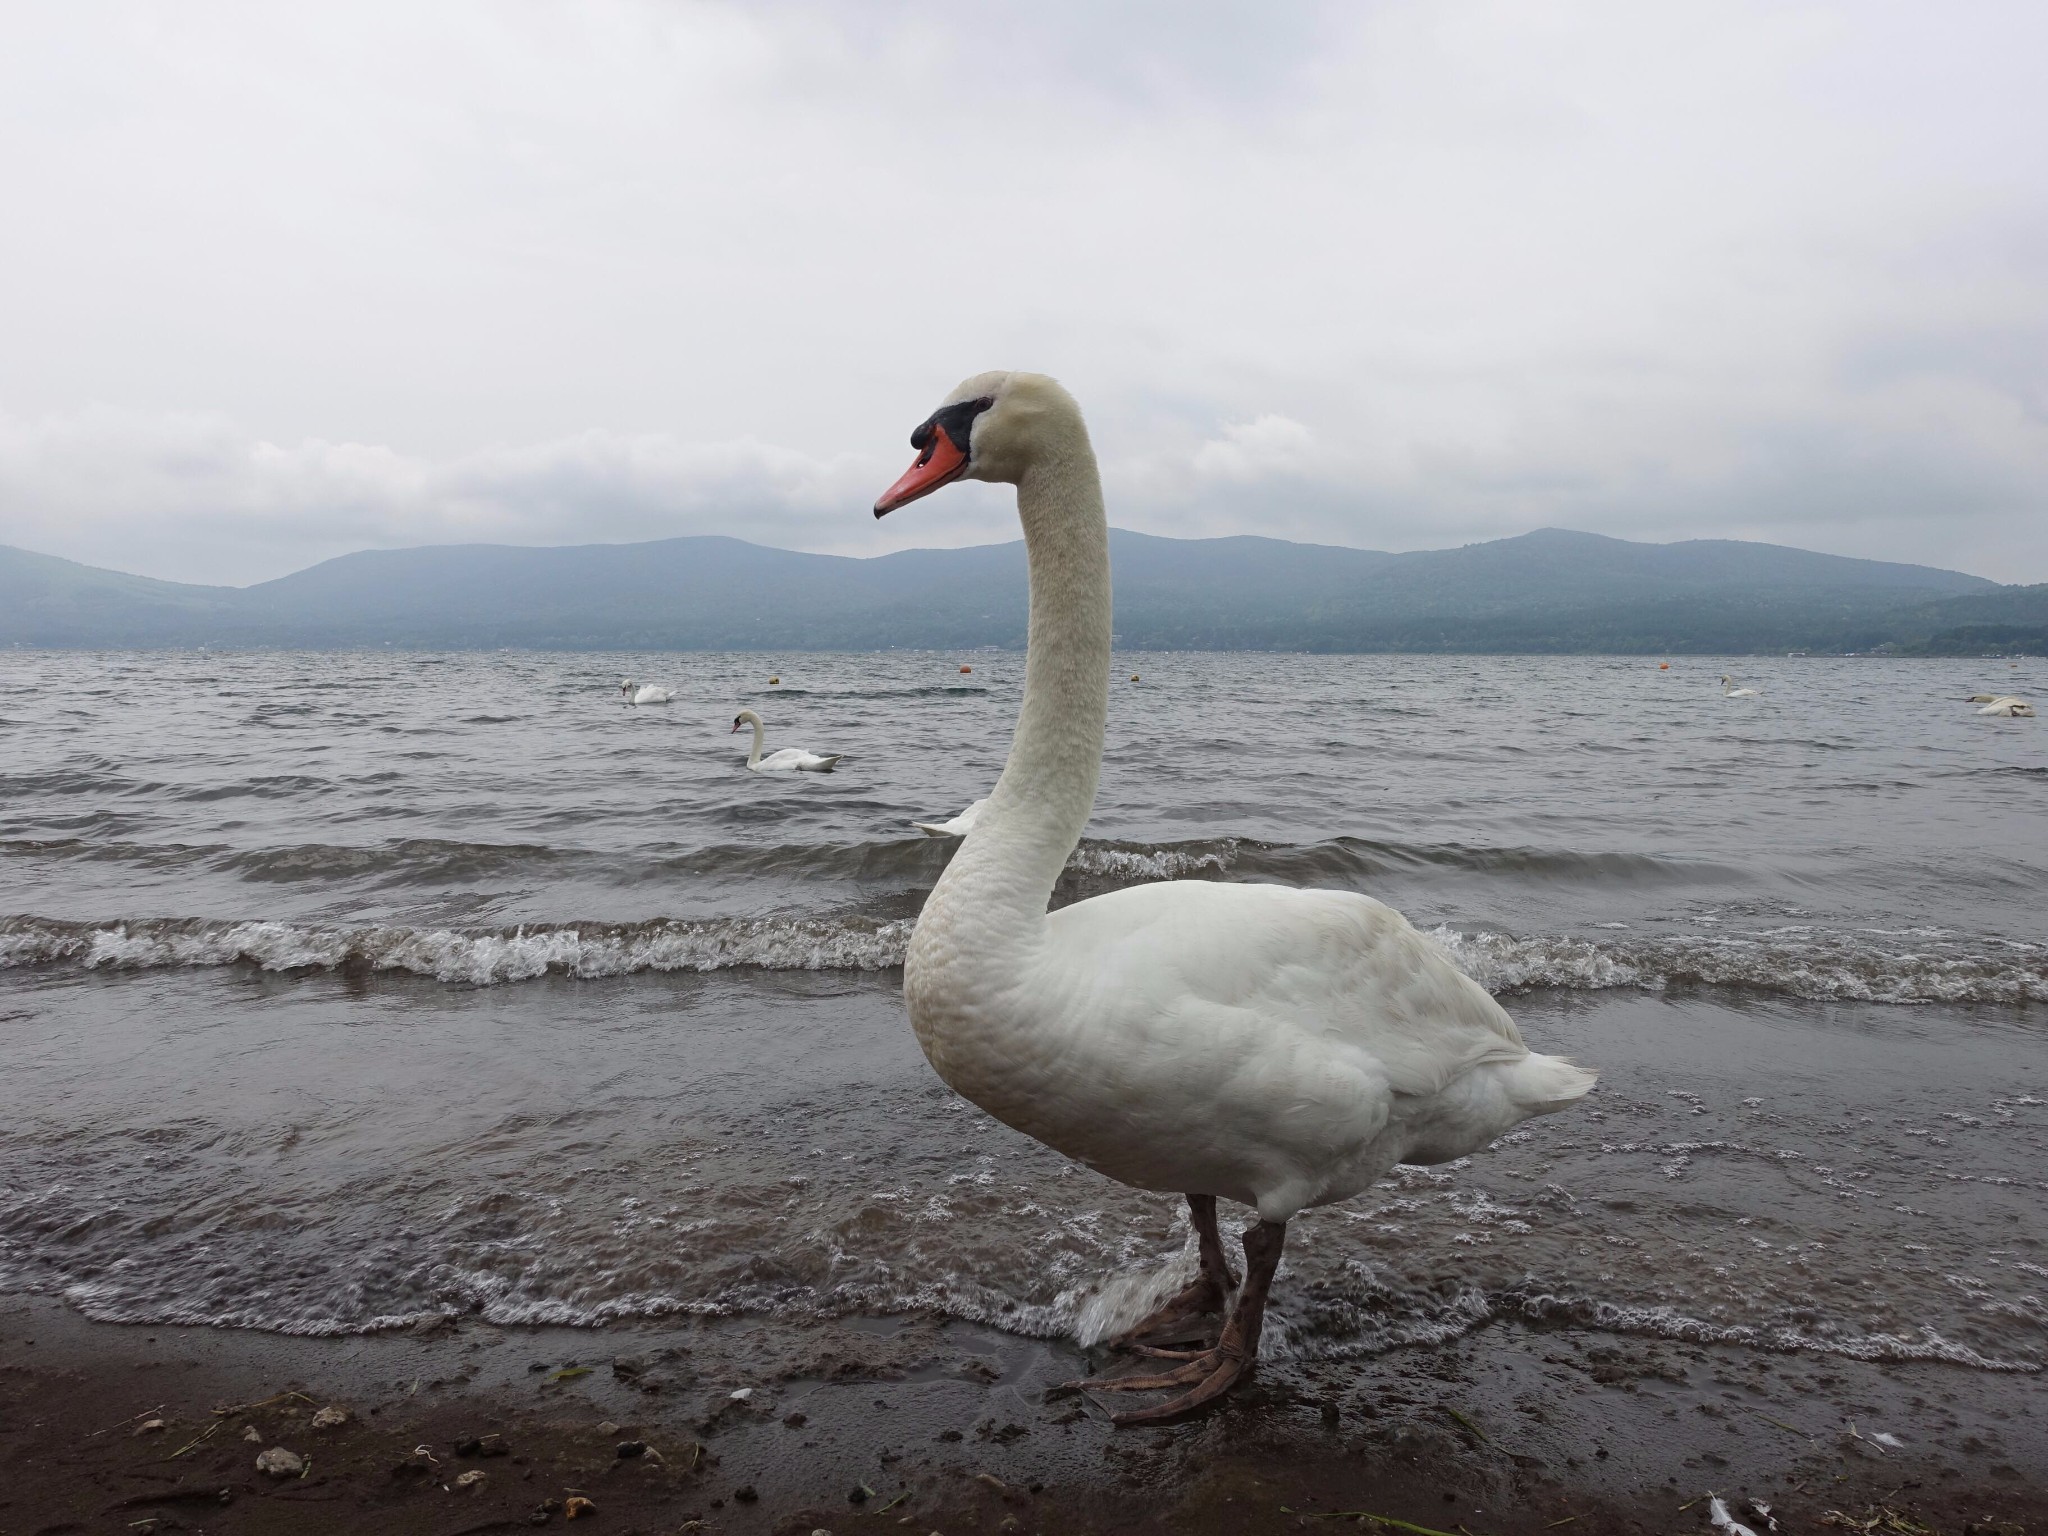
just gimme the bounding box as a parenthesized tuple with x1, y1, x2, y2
(1105, 1194, 1238, 1350)
(1076, 1219, 1287, 1425)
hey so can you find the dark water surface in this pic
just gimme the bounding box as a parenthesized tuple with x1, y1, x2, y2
(1, 650, 2043, 1376)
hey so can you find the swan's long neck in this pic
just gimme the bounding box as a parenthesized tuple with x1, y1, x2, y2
(924, 421, 1110, 956)
(746, 716, 765, 767)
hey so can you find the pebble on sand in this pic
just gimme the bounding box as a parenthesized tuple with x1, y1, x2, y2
(564, 1495, 598, 1519)
(310, 1404, 348, 1429)
(255, 1446, 304, 1478)
(455, 1468, 487, 1490)
(241, 1425, 262, 1443)
(133, 1418, 166, 1435)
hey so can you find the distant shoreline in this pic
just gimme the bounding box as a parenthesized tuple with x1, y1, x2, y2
(6, 527, 2040, 654)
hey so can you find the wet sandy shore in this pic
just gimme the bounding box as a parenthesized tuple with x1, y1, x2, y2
(4, 1294, 2039, 1535)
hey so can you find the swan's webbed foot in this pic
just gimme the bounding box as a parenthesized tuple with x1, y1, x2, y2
(1075, 1215, 1287, 1428)
(1107, 1347, 1251, 1425)
(1105, 1193, 1238, 1351)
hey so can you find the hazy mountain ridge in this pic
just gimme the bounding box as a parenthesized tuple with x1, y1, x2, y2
(2, 528, 2038, 654)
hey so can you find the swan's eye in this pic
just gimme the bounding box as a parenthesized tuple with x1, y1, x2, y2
(912, 396, 996, 457)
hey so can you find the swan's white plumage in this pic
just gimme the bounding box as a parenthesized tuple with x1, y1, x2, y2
(896, 371, 1594, 1227)
(913, 798, 988, 837)
(733, 708, 840, 772)
(918, 878, 1590, 1220)
(1720, 675, 1760, 697)
(1976, 698, 2034, 717)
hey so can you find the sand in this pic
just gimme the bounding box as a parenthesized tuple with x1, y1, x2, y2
(3, 1294, 2040, 1535)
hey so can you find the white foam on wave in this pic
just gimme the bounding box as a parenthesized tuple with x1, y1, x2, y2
(5, 903, 2042, 1003)
(1066, 840, 1240, 881)
(0, 914, 911, 984)
(1428, 925, 2048, 1006)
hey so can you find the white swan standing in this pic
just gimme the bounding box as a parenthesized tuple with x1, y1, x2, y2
(912, 797, 989, 838)
(620, 678, 674, 705)
(731, 708, 841, 772)
(874, 372, 1596, 1423)
(1720, 674, 1760, 697)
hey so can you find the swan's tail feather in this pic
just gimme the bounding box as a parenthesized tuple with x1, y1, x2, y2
(1505, 1051, 1598, 1115)
(912, 820, 950, 836)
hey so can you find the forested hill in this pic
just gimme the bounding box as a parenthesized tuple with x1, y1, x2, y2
(2, 527, 2038, 654)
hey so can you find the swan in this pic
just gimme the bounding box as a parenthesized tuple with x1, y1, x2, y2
(912, 797, 989, 838)
(1966, 694, 2025, 705)
(731, 709, 841, 772)
(873, 372, 1596, 1423)
(1720, 675, 1760, 697)
(1977, 698, 2035, 717)
(620, 678, 674, 705)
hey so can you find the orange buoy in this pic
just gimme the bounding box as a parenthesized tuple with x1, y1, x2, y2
(1658, 662, 1670, 670)
(959, 664, 972, 674)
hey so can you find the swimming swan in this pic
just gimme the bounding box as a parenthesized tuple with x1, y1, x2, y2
(620, 679, 674, 705)
(731, 709, 841, 772)
(1966, 694, 2026, 705)
(1976, 698, 2035, 717)
(1720, 675, 1760, 697)
(913, 798, 989, 838)
(873, 372, 1595, 1424)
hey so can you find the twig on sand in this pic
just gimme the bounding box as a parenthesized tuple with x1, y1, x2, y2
(90, 1404, 166, 1438)
(1543, 1519, 1578, 1529)
(164, 1420, 223, 1460)
(1442, 1406, 1490, 1444)
(1280, 1508, 1466, 1536)
(1753, 1412, 1808, 1438)
(1819, 1508, 1938, 1535)
(210, 1390, 314, 1418)
(870, 1489, 910, 1514)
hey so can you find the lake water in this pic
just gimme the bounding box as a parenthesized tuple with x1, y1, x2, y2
(1, 649, 2043, 1380)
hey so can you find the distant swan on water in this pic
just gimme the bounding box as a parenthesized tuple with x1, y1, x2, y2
(620, 679, 674, 705)
(913, 797, 988, 838)
(732, 709, 841, 772)
(1976, 698, 2035, 717)
(1720, 675, 1760, 697)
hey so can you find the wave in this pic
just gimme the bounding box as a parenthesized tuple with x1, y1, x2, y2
(1430, 925, 2048, 1006)
(0, 829, 1738, 892)
(2, 907, 2040, 1003)
(0, 913, 910, 984)
(35, 1261, 2038, 1374)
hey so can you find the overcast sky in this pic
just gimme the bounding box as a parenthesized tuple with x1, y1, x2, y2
(1, 1, 2044, 586)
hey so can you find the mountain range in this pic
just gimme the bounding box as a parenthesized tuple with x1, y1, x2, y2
(2, 529, 2042, 654)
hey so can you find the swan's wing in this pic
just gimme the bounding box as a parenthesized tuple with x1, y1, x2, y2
(1016, 881, 1568, 1210)
(1044, 880, 1525, 1100)
(798, 752, 842, 771)
(755, 749, 804, 770)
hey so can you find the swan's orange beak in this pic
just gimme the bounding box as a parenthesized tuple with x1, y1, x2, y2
(874, 430, 969, 516)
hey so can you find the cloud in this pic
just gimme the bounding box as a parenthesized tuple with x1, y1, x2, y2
(1192, 416, 1319, 484)
(0, 1, 2045, 582)
(0, 407, 896, 584)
